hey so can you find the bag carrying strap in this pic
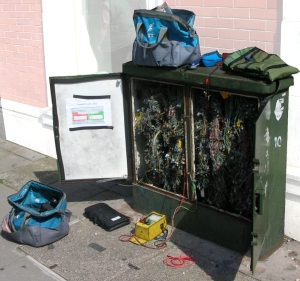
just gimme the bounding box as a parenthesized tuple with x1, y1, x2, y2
(135, 22, 168, 49)
(9, 208, 31, 232)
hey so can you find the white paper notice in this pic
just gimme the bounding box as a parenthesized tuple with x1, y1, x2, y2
(66, 98, 112, 129)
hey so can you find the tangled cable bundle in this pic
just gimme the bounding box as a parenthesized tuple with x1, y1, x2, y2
(194, 91, 258, 218)
(134, 81, 258, 219)
(135, 84, 185, 195)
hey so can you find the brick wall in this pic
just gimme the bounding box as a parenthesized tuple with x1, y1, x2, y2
(167, 0, 282, 54)
(0, 0, 47, 108)
(0, 1, 283, 108)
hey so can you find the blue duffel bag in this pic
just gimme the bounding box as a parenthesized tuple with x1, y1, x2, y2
(132, 7, 201, 67)
(1, 180, 71, 247)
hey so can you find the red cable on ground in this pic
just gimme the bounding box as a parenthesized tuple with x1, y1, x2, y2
(163, 251, 196, 268)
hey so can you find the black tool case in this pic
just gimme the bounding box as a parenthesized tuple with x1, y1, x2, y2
(84, 203, 130, 231)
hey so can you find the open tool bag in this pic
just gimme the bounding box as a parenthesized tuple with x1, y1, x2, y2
(1, 180, 71, 247)
(132, 5, 200, 67)
(222, 46, 299, 82)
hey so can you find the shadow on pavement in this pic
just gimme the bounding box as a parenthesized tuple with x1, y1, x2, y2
(25, 176, 254, 281)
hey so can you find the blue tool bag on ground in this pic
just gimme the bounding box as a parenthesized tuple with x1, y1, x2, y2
(1, 180, 71, 247)
(132, 7, 200, 67)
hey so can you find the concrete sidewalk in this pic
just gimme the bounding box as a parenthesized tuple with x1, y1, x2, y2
(0, 138, 300, 281)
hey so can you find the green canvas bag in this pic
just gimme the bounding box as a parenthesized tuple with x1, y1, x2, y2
(222, 46, 299, 82)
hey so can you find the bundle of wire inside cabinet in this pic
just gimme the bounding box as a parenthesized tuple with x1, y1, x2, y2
(194, 91, 258, 218)
(135, 84, 185, 195)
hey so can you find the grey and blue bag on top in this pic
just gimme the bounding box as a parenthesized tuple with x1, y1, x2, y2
(2, 180, 71, 247)
(132, 9, 200, 67)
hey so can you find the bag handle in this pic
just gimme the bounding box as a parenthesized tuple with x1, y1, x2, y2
(134, 9, 193, 32)
(135, 22, 168, 49)
(9, 208, 31, 232)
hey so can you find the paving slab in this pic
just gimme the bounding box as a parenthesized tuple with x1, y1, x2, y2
(19, 218, 258, 281)
(0, 183, 15, 202)
(0, 148, 32, 173)
(169, 228, 300, 281)
(90, 179, 134, 198)
(50, 181, 109, 204)
(0, 157, 59, 190)
(19, 219, 167, 281)
(0, 140, 45, 161)
(112, 246, 257, 281)
(0, 252, 64, 281)
(50, 180, 137, 222)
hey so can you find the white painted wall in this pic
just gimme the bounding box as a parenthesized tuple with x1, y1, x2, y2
(1, 99, 57, 158)
(281, 0, 300, 241)
(3, 0, 156, 158)
(3, 0, 160, 159)
(282, 0, 300, 177)
(43, 0, 103, 78)
(147, 0, 161, 9)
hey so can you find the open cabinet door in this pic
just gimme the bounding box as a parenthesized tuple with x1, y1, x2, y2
(50, 73, 129, 182)
(251, 92, 288, 272)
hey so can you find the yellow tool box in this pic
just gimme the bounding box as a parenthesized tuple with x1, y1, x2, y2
(131, 212, 167, 244)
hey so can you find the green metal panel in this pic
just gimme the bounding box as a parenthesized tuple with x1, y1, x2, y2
(133, 185, 252, 254)
(251, 91, 289, 271)
(123, 62, 294, 96)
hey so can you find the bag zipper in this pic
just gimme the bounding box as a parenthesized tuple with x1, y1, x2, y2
(134, 9, 193, 32)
